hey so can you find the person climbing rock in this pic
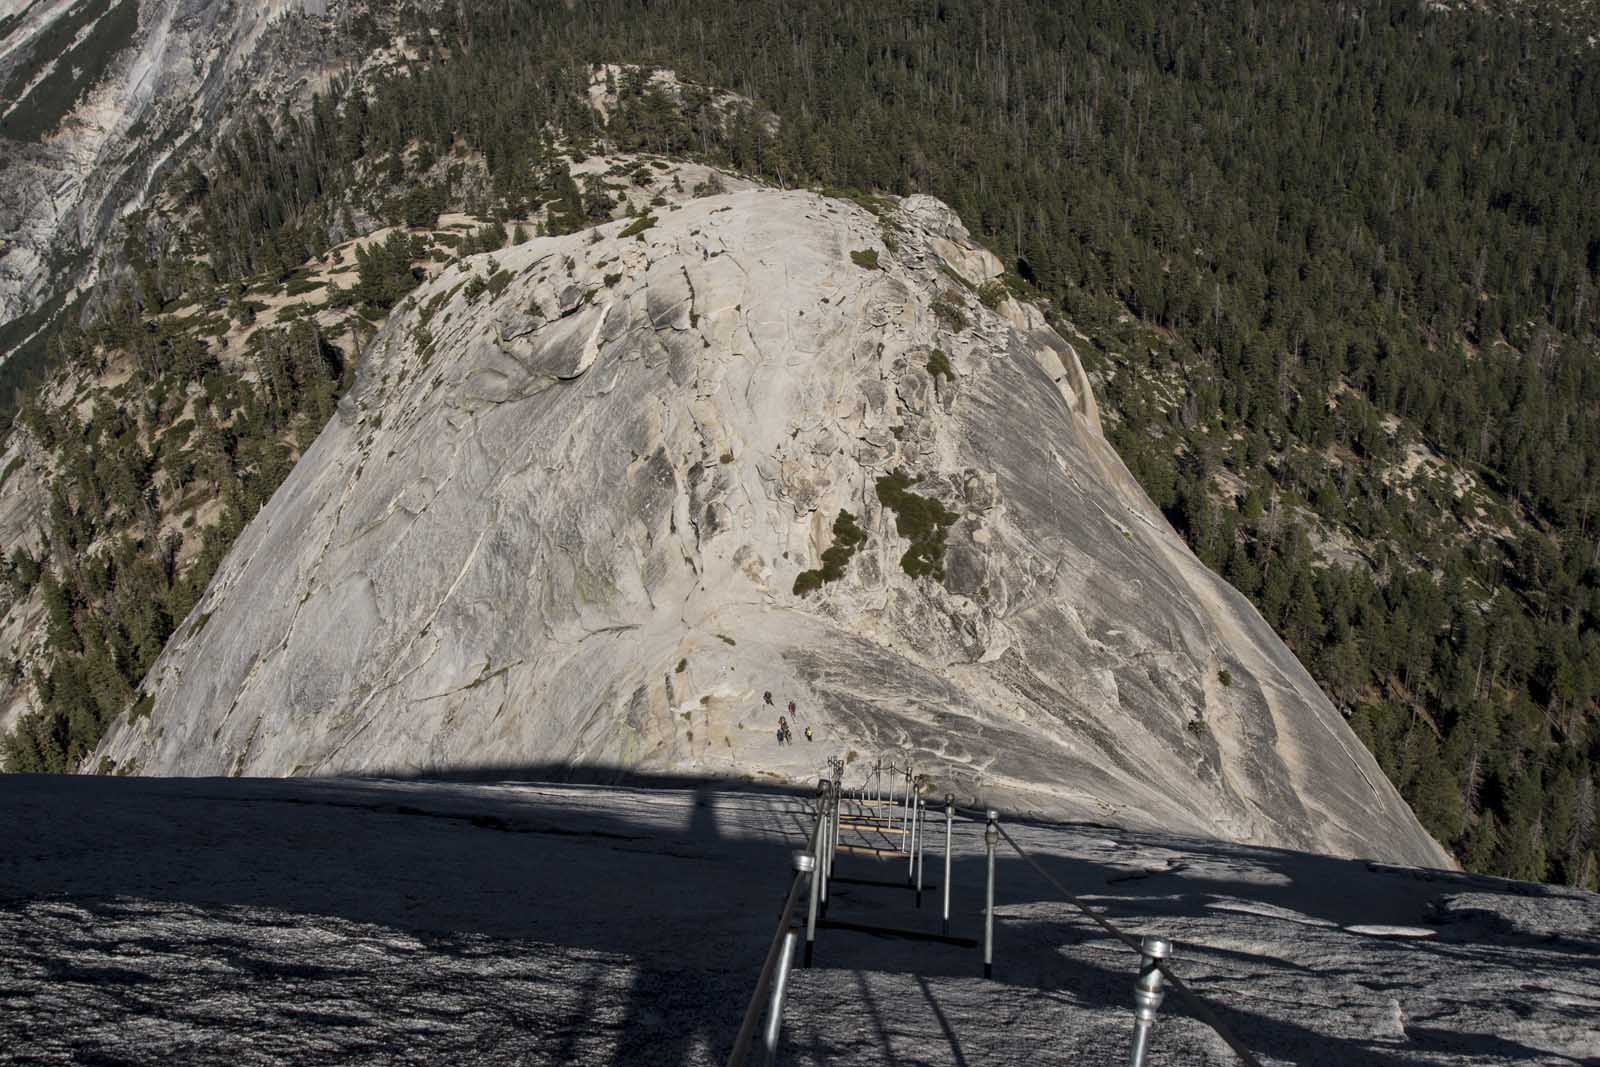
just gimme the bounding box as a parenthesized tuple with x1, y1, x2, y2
(776, 725, 785, 744)
(804, 725, 813, 742)
(787, 700, 796, 715)
(778, 716, 790, 744)
(764, 691, 773, 706)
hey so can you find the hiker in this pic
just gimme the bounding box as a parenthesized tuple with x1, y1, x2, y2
(776, 725, 785, 744)
(764, 691, 773, 705)
(787, 700, 796, 715)
(804, 725, 813, 742)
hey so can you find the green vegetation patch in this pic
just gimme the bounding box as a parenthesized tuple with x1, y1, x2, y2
(418, 289, 450, 327)
(821, 186, 894, 217)
(926, 349, 953, 381)
(931, 290, 968, 332)
(793, 509, 869, 595)
(875, 470, 960, 581)
(127, 693, 154, 724)
(620, 215, 658, 240)
(850, 248, 880, 270)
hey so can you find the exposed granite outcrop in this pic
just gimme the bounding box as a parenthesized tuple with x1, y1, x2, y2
(96, 184, 1451, 868)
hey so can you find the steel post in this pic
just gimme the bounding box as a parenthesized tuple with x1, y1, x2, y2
(895, 768, 904, 842)
(983, 810, 998, 979)
(914, 799, 926, 907)
(1127, 936, 1171, 1067)
(804, 804, 823, 968)
(830, 775, 842, 880)
(907, 787, 919, 883)
(904, 769, 913, 842)
(941, 795, 953, 934)
(819, 785, 831, 916)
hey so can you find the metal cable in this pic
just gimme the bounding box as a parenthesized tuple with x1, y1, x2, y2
(805, 758, 1265, 1065)
(727, 800, 826, 1067)
(990, 822, 1266, 1067)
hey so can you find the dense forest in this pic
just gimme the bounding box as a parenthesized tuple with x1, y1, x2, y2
(2, 0, 1597, 886)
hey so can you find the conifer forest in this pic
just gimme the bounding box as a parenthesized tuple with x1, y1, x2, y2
(2, 0, 1597, 887)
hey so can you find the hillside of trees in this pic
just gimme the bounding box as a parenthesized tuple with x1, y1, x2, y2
(1, 0, 1596, 885)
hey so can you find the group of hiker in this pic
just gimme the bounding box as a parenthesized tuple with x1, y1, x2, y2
(764, 690, 813, 745)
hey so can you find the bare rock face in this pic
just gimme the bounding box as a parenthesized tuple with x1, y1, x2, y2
(96, 185, 1450, 868)
(0, 0, 357, 332)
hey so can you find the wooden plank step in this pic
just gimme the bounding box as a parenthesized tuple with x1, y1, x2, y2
(835, 844, 907, 856)
(816, 918, 978, 948)
(831, 875, 938, 892)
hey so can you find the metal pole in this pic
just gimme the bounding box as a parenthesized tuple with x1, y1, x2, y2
(896, 768, 905, 844)
(983, 810, 998, 980)
(904, 769, 913, 843)
(890, 765, 897, 828)
(830, 782, 841, 881)
(819, 785, 831, 916)
(941, 795, 953, 934)
(907, 786, 919, 884)
(805, 793, 824, 968)
(761, 927, 801, 1067)
(1127, 936, 1171, 1067)
(828, 783, 838, 888)
(915, 798, 926, 907)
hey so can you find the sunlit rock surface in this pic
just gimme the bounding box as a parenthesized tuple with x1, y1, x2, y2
(96, 185, 1449, 868)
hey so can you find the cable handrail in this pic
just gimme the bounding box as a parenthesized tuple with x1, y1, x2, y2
(935, 796, 1264, 1067)
(733, 756, 1266, 1067)
(867, 769, 1263, 1065)
(725, 843, 813, 1065)
(988, 821, 1265, 1067)
(727, 777, 836, 1067)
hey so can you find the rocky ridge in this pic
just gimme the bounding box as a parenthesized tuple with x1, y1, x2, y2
(95, 177, 1451, 869)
